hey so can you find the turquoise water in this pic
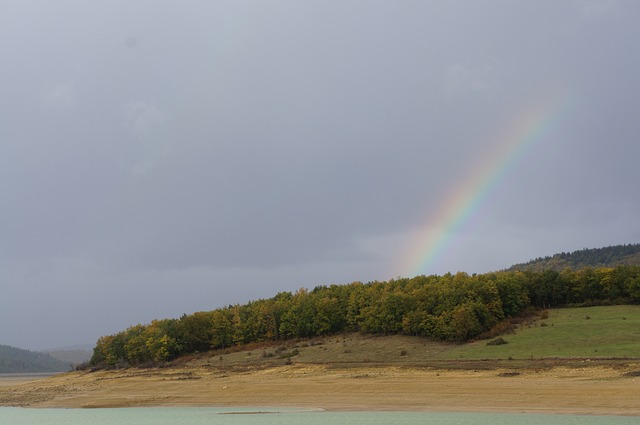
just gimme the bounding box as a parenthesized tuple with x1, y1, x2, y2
(1, 408, 639, 424)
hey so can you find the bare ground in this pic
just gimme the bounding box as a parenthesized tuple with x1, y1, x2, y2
(1, 361, 640, 415)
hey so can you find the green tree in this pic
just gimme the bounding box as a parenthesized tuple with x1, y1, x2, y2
(210, 308, 234, 349)
(145, 319, 181, 362)
(494, 272, 529, 317)
(123, 324, 151, 364)
(449, 302, 485, 342)
(177, 311, 214, 353)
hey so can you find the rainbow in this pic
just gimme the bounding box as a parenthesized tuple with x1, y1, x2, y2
(399, 88, 571, 277)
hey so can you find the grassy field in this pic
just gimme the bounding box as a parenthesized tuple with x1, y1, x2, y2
(440, 305, 640, 360)
(184, 305, 640, 368)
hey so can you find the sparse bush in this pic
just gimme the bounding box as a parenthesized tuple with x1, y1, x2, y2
(278, 349, 300, 359)
(478, 320, 516, 340)
(486, 337, 508, 346)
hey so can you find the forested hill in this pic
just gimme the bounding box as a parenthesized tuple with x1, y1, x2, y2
(506, 244, 640, 272)
(0, 344, 71, 373)
(90, 263, 640, 368)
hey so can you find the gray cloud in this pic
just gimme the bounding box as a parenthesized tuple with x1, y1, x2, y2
(1, 0, 640, 349)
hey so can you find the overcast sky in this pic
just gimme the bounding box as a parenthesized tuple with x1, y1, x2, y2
(2, 0, 639, 350)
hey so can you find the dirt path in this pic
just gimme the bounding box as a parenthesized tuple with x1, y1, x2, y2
(1, 364, 639, 415)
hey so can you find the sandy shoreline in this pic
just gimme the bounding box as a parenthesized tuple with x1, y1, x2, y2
(1, 363, 640, 416)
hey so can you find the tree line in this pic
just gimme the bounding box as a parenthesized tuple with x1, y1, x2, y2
(506, 243, 640, 272)
(90, 265, 640, 368)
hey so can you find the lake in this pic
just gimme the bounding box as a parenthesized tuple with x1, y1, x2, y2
(1, 407, 639, 424)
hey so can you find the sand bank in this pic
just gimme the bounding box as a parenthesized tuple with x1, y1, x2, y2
(1, 363, 639, 415)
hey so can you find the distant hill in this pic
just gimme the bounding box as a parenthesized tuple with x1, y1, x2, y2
(506, 243, 640, 272)
(44, 349, 92, 366)
(0, 344, 71, 373)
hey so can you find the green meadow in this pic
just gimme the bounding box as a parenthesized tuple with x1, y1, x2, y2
(442, 305, 640, 360)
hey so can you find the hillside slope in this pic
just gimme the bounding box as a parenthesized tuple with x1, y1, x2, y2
(506, 243, 640, 272)
(3, 307, 640, 413)
(176, 306, 640, 366)
(442, 305, 640, 360)
(0, 344, 71, 373)
(89, 257, 640, 368)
